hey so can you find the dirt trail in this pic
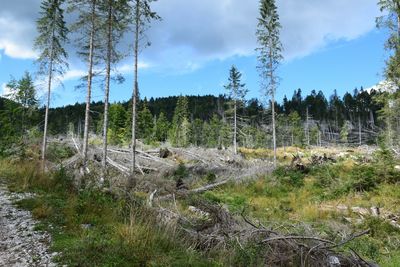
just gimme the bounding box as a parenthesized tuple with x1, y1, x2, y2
(0, 184, 56, 267)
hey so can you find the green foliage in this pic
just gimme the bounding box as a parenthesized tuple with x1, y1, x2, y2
(1, 160, 214, 266)
(204, 172, 217, 183)
(137, 100, 154, 143)
(288, 111, 304, 146)
(173, 162, 189, 179)
(273, 166, 305, 188)
(154, 112, 169, 142)
(46, 143, 75, 163)
(169, 96, 190, 147)
(35, 0, 69, 78)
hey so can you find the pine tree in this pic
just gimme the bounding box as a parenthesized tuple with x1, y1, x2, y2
(129, 0, 161, 189)
(35, 0, 69, 170)
(224, 65, 247, 154)
(256, 0, 283, 167)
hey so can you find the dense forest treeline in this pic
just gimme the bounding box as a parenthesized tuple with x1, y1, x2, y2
(0, 85, 387, 155)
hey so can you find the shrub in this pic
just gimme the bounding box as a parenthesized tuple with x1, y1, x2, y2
(273, 167, 305, 188)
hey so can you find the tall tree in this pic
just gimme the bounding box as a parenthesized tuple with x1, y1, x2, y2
(377, 0, 400, 147)
(35, 0, 69, 170)
(256, 0, 283, 166)
(169, 96, 190, 147)
(129, 0, 160, 189)
(68, 0, 101, 169)
(6, 73, 39, 135)
(98, 0, 130, 182)
(224, 65, 247, 154)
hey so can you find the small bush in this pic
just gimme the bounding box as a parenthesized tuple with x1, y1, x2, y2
(204, 172, 217, 183)
(173, 162, 189, 179)
(273, 167, 305, 188)
(46, 143, 75, 163)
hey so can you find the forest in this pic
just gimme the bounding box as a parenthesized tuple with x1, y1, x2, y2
(1, 0, 400, 266)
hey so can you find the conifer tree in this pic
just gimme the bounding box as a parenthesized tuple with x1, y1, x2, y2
(224, 65, 247, 154)
(35, 0, 69, 170)
(68, 0, 101, 169)
(98, 0, 130, 182)
(256, 0, 283, 166)
(129, 0, 160, 188)
(377, 0, 400, 147)
(154, 112, 169, 142)
(6, 73, 39, 135)
(137, 101, 154, 143)
(170, 96, 189, 147)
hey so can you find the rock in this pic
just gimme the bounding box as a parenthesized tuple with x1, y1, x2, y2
(327, 255, 341, 267)
(0, 184, 56, 267)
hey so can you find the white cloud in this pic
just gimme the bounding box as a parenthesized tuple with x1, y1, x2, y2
(144, 0, 381, 71)
(62, 69, 87, 81)
(0, 4, 40, 59)
(1, 83, 12, 98)
(0, 0, 382, 72)
(117, 61, 152, 74)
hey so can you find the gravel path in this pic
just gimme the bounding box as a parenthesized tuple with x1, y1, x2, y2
(0, 184, 56, 267)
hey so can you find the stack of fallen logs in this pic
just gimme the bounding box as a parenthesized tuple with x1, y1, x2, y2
(150, 194, 377, 267)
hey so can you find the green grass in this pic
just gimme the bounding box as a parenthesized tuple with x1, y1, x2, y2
(200, 156, 400, 266)
(1, 147, 400, 266)
(0, 160, 215, 267)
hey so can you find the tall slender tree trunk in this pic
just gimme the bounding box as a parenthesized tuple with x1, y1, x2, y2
(82, 0, 96, 168)
(129, 0, 140, 190)
(101, 1, 113, 183)
(233, 99, 237, 154)
(41, 38, 54, 171)
(306, 106, 310, 146)
(269, 53, 277, 167)
(358, 114, 362, 146)
(271, 88, 276, 166)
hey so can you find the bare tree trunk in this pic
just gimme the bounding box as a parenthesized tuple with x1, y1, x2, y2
(41, 41, 54, 172)
(101, 1, 113, 183)
(128, 0, 140, 190)
(272, 93, 276, 166)
(233, 99, 237, 154)
(82, 0, 96, 168)
(306, 106, 310, 146)
(358, 114, 362, 146)
(269, 54, 277, 166)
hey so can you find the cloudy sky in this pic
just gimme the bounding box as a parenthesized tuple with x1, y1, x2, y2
(0, 0, 389, 106)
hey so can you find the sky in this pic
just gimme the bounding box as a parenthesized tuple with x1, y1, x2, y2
(0, 0, 390, 107)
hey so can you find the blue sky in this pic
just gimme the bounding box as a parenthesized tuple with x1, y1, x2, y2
(0, 0, 389, 107)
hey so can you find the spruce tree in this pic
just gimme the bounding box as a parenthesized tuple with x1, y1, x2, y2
(377, 0, 400, 147)
(35, 0, 69, 170)
(6, 73, 39, 136)
(137, 101, 154, 143)
(98, 0, 130, 182)
(154, 112, 169, 142)
(129, 0, 160, 188)
(224, 65, 247, 154)
(68, 0, 101, 169)
(170, 96, 189, 147)
(256, 0, 283, 166)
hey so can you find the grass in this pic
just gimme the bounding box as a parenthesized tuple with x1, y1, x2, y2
(0, 159, 215, 267)
(201, 150, 400, 266)
(1, 145, 399, 266)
